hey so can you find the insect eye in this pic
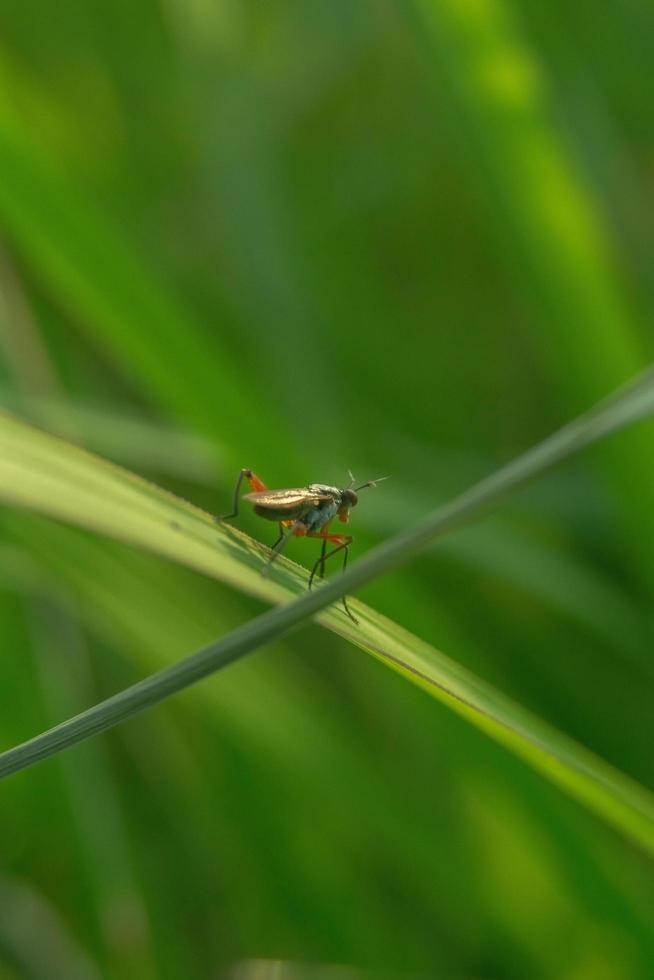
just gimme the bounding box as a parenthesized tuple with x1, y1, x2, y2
(342, 490, 358, 507)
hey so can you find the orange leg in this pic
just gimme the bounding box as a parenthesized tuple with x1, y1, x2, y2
(244, 469, 268, 493)
(219, 468, 268, 520)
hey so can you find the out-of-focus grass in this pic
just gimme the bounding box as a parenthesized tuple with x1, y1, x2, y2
(1, 0, 654, 977)
(412, 0, 654, 587)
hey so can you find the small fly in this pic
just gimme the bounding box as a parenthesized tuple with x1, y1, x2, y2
(218, 468, 387, 624)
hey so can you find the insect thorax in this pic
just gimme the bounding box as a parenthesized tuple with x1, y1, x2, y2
(303, 485, 341, 532)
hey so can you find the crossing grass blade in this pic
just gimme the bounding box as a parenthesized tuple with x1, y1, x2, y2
(1, 366, 654, 854)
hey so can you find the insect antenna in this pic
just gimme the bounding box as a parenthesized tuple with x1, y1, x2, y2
(353, 476, 389, 492)
(347, 471, 389, 492)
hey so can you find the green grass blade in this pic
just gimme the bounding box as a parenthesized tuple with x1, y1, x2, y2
(1, 367, 654, 854)
(409, 0, 654, 587)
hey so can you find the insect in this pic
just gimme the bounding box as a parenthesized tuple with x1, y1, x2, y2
(218, 468, 387, 623)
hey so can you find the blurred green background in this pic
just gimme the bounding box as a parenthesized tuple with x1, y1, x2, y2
(1, 0, 654, 977)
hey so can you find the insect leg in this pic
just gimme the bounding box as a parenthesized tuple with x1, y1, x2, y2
(308, 534, 352, 587)
(261, 521, 305, 577)
(270, 523, 286, 551)
(307, 533, 357, 624)
(218, 468, 268, 521)
(339, 545, 356, 624)
(318, 538, 328, 580)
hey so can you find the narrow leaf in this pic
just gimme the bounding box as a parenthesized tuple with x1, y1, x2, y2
(1, 367, 654, 855)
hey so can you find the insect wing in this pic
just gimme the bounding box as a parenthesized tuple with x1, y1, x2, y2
(243, 488, 332, 511)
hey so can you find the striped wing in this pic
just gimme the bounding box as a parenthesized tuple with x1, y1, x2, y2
(243, 488, 332, 510)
